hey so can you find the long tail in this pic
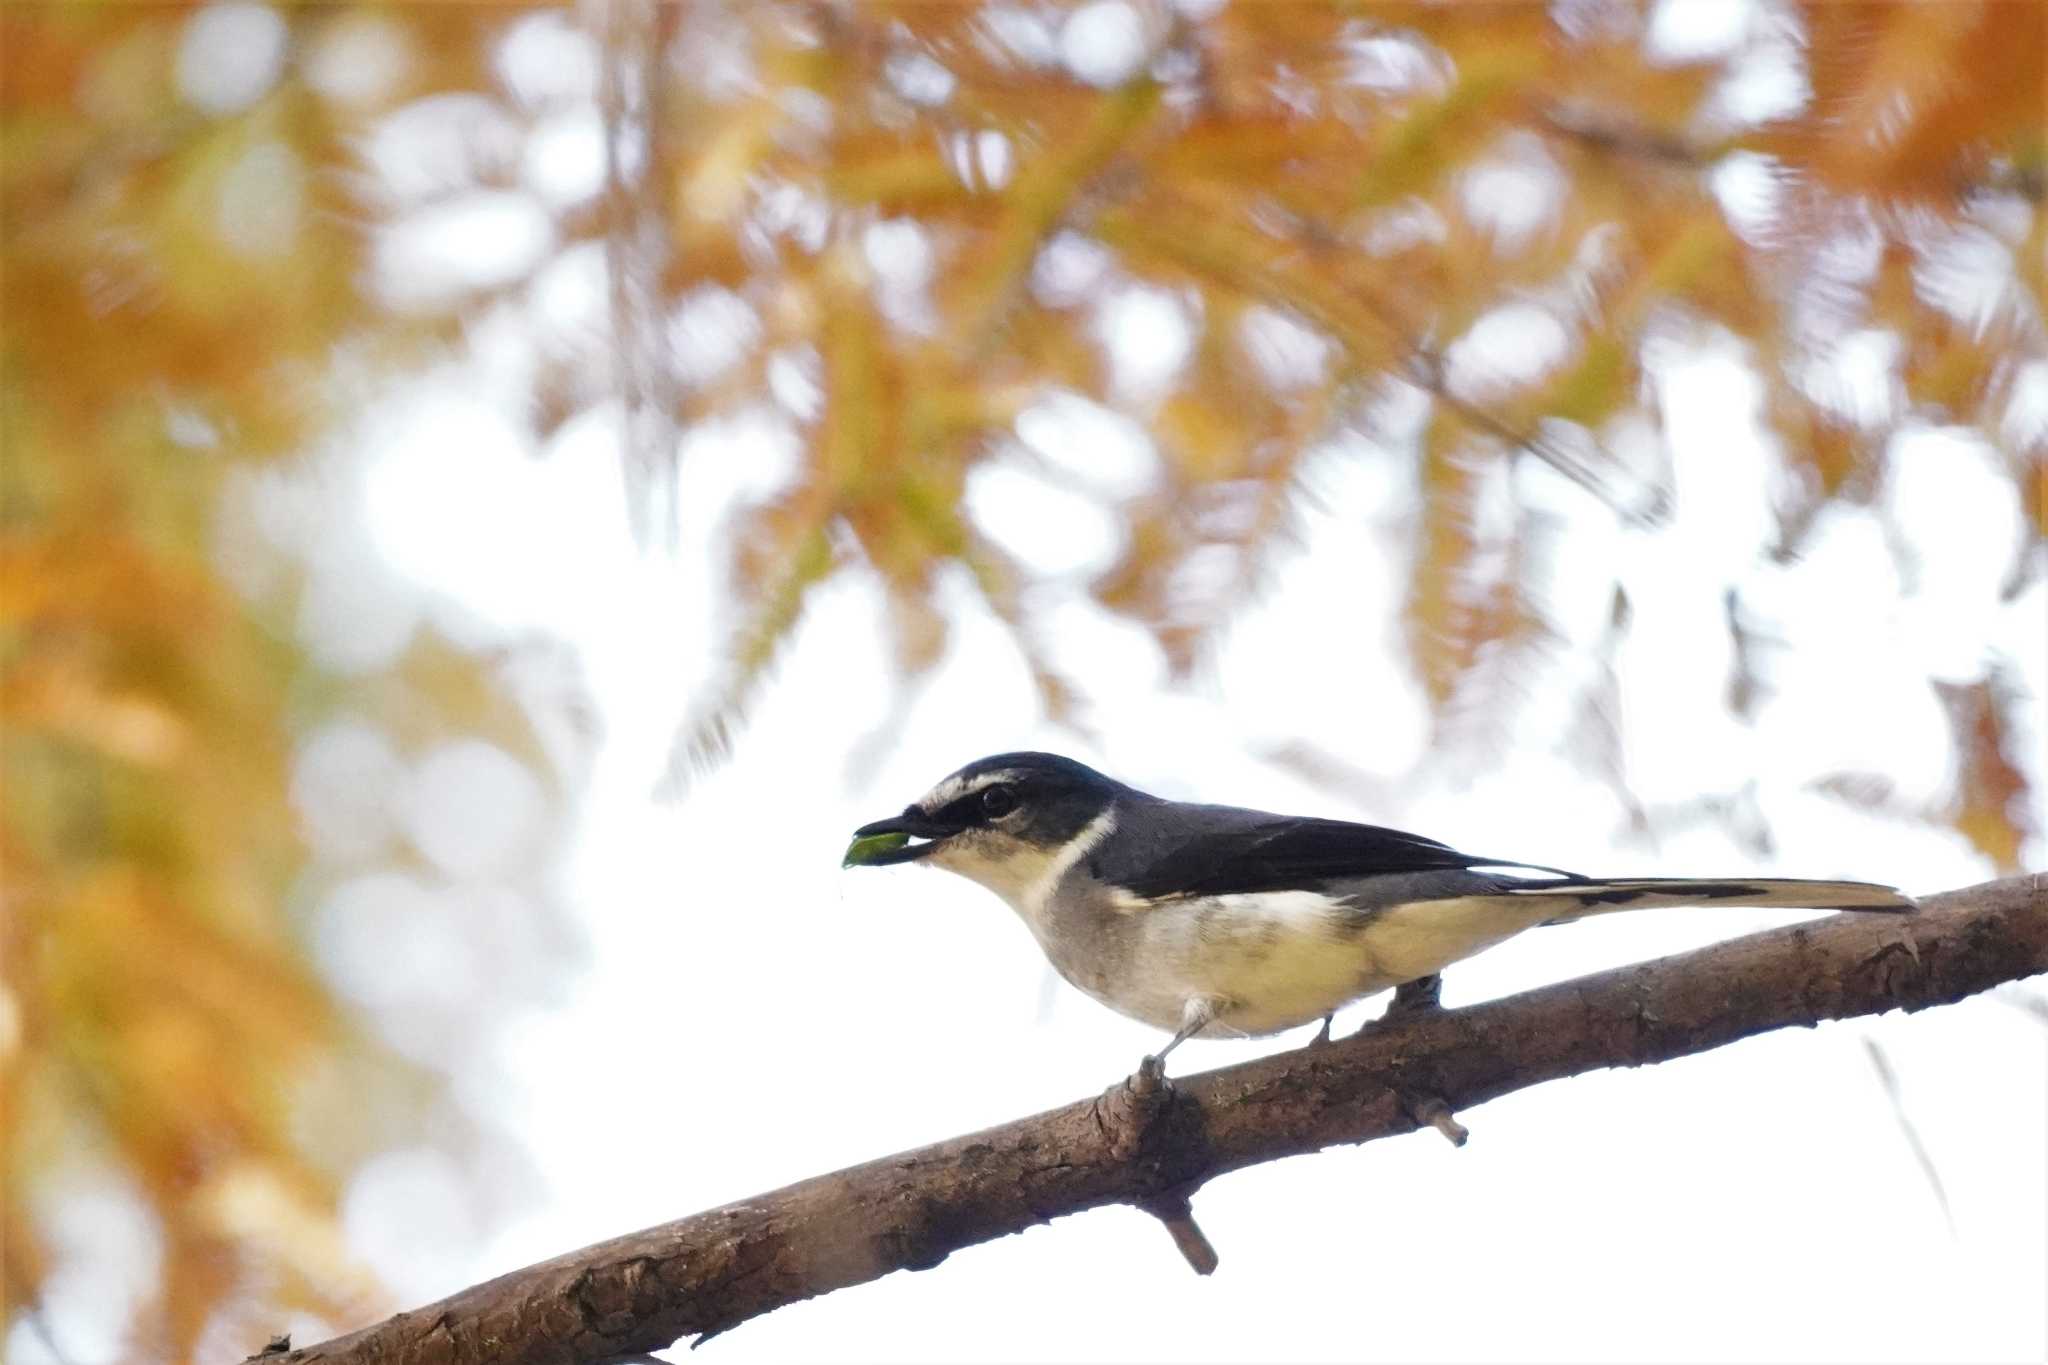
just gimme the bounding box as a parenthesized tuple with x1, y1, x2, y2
(1507, 877, 1916, 926)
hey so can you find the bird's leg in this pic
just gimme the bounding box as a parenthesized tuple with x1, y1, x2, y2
(1383, 972, 1443, 1019)
(1355, 974, 1443, 1038)
(1309, 1013, 1334, 1047)
(1137, 997, 1220, 1087)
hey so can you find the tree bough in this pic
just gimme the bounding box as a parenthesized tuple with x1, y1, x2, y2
(258, 875, 2046, 1365)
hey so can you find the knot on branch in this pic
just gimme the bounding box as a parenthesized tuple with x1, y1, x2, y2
(1870, 933, 1927, 1001)
(1094, 1067, 1212, 1175)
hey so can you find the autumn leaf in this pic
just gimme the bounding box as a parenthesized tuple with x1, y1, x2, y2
(1936, 674, 2037, 873)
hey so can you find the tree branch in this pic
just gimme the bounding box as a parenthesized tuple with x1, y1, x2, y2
(261, 875, 2046, 1365)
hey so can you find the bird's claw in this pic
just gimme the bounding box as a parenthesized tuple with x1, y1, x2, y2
(1382, 973, 1443, 1019)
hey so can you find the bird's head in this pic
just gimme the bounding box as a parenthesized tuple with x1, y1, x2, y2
(843, 752, 1129, 906)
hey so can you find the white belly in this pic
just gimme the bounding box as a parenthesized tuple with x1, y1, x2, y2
(1126, 893, 1557, 1036)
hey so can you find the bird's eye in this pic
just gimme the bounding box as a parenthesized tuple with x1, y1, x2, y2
(980, 785, 1018, 818)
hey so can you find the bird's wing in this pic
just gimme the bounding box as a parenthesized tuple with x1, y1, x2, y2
(1100, 803, 1550, 901)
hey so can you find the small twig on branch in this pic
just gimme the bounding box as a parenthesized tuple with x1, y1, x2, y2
(255, 875, 2044, 1365)
(1139, 1188, 1220, 1276)
(1409, 1096, 1470, 1147)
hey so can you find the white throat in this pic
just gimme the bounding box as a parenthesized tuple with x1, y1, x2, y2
(925, 806, 1121, 929)
(1019, 807, 1118, 921)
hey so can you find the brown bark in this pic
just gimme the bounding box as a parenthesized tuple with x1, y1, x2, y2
(258, 874, 2046, 1365)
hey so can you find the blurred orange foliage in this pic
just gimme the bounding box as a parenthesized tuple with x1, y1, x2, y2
(5, 4, 551, 1359)
(653, 0, 2042, 753)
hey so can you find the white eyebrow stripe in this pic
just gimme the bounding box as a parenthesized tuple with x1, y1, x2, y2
(918, 769, 1021, 811)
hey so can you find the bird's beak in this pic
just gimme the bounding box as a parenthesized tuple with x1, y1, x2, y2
(842, 809, 955, 868)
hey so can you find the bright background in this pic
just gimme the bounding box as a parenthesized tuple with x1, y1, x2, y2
(8, 2, 2045, 1362)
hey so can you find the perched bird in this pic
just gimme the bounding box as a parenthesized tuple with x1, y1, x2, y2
(843, 752, 1915, 1075)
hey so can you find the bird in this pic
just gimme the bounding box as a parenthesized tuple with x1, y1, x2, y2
(842, 751, 1915, 1076)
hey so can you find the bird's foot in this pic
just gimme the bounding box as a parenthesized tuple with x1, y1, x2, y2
(1353, 974, 1444, 1041)
(1308, 1013, 1334, 1048)
(1131, 1052, 1169, 1095)
(1381, 972, 1443, 1020)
